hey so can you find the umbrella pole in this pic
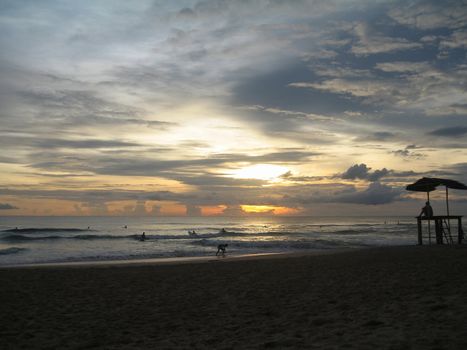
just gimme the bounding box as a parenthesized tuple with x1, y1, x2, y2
(427, 191, 431, 244)
(446, 187, 451, 235)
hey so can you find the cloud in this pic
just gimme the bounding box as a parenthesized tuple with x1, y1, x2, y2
(428, 126, 467, 138)
(27, 149, 319, 177)
(389, 1, 467, 30)
(0, 203, 19, 210)
(375, 61, 431, 73)
(439, 30, 467, 50)
(341, 164, 390, 182)
(186, 204, 202, 216)
(278, 181, 404, 207)
(355, 131, 396, 142)
(390, 144, 425, 159)
(341, 163, 371, 180)
(221, 205, 248, 216)
(1, 1, 467, 215)
(350, 22, 422, 56)
(33, 138, 141, 149)
(291, 58, 467, 122)
(335, 182, 403, 205)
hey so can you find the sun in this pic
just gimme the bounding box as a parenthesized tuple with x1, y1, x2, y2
(230, 164, 289, 181)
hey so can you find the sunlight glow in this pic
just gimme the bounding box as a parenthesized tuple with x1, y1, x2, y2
(241, 205, 299, 215)
(230, 164, 289, 181)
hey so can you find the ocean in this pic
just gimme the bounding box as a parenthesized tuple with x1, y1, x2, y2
(0, 216, 417, 266)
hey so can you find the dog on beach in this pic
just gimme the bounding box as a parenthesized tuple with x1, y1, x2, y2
(216, 244, 228, 257)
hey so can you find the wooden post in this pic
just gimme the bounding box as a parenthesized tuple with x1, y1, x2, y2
(435, 218, 443, 245)
(446, 187, 451, 235)
(458, 217, 463, 245)
(417, 217, 422, 245)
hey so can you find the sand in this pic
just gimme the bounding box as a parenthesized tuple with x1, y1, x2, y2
(1, 246, 467, 349)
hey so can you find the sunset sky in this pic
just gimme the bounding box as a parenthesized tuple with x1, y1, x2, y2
(1, 0, 467, 216)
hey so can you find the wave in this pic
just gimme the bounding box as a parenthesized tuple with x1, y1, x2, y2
(2, 234, 63, 241)
(190, 238, 365, 250)
(1, 233, 233, 242)
(0, 226, 412, 242)
(1, 234, 139, 242)
(0, 247, 28, 255)
(1, 228, 93, 234)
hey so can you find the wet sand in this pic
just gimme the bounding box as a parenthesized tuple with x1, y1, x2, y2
(1, 246, 467, 349)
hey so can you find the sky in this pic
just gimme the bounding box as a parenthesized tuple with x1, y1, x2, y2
(1, 0, 467, 216)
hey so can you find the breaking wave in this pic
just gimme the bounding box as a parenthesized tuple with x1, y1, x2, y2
(0, 247, 28, 255)
(1, 228, 93, 234)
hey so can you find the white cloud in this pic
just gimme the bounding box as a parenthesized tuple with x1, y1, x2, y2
(439, 30, 467, 49)
(290, 79, 402, 103)
(375, 61, 431, 73)
(389, 2, 467, 30)
(291, 61, 467, 113)
(350, 22, 422, 56)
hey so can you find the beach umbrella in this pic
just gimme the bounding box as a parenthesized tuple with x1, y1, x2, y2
(406, 177, 438, 202)
(406, 177, 467, 217)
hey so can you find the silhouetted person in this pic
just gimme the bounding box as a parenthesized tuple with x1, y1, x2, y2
(141, 232, 146, 241)
(188, 230, 197, 236)
(220, 228, 227, 234)
(124, 225, 127, 229)
(216, 244, 228, 256)
(419, 201, 434, 218)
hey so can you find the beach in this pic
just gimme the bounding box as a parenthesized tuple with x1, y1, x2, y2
(1, 246, 467, 349)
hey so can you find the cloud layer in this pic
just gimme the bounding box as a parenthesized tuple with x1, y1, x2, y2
(1, 0, 466, 215)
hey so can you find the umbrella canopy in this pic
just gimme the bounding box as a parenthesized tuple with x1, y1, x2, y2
(406, 178, 437, 192)
(406, 177, 467, 192)
(406, 177, 467, 219)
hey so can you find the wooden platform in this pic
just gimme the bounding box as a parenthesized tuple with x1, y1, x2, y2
(416, 215, 464, 245)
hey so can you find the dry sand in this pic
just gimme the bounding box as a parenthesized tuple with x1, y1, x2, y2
(1, 246, 467, 349)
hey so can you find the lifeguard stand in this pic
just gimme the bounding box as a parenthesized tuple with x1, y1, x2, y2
(416, 215, 463, 245)
(407, 177, 467, 245)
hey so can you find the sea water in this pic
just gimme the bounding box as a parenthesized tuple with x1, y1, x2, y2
(0, 216, 417, 266)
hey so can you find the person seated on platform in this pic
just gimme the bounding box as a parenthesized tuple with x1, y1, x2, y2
(419, 201, 434, 218)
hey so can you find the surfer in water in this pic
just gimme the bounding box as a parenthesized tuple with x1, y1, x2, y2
(141, 232, 146, 241)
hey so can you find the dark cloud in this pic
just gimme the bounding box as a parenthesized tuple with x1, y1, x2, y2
(272, 180, 405, 206)
(0, 203, 18, 210)
(335, 182, 403, 205)
(34, 138, 140, 149)
(368, 168, 390, 182)
(231, 62, 363, 117)
(27, 149, 318, 177)
(0, 187, 184, 203)
(369, 132, 396, 141)
(171, 174, 267, 187)
(442, 163, 467, 185)
(0, 134, 142, 151)
(341, 164, 391, 182)
(428, 126, 467, 138)
(341, 164, 370, 180)
(391, 145, 425, 159)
